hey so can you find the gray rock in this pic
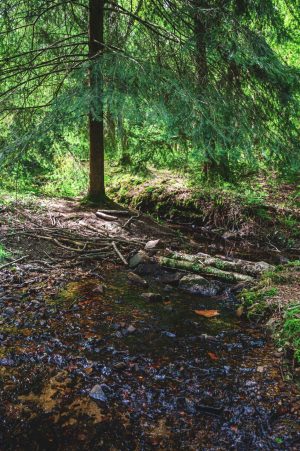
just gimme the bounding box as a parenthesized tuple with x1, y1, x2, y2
(145, 239, 160, 250)
(141, 293, 162, 302)
(162, 331, 176, 338)
(129, 251, 150, 269)
(179, 274, 220, 296)
(89, 385, 108, 402)
(127, 272, 148, 287)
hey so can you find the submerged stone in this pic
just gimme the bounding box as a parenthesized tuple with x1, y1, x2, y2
(129, 251, 150, 269)
(179, 274, 221, 296)
(127, 272, 148, 287)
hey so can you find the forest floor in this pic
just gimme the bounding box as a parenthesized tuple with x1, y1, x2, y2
(0, 189, 299, 450)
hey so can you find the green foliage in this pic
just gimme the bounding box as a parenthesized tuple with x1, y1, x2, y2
(43, 156, 88, 198)
(0, 0, 299, 193)
(280, 303, 300, 363)
(0, 244, 9, 262)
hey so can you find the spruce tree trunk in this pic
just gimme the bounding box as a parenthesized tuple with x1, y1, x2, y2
(88, 0, 106, 203)
(194, 1, 208, 86)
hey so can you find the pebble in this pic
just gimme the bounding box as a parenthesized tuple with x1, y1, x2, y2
(127, 272, 148, 287)
(162, 331, 176, 338)
(89, 385, 108, 402)
(127, 325, 136, 334)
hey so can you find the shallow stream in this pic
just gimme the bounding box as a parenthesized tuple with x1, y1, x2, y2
(0, 269, 299, 450)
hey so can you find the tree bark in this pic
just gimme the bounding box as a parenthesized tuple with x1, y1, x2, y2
(88, 0, 106, 203)
(194, 1, 208, 87)
(157, 257, 254, 283)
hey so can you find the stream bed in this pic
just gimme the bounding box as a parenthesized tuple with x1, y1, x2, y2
(0, 269, 299, 450)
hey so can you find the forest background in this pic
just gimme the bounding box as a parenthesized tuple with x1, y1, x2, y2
(0, 0, 299, 201)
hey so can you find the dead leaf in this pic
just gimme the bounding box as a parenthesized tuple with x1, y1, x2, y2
(236, 306, 244, 317)
(194, 310, 220, 318)
(208, 352, 219, 361)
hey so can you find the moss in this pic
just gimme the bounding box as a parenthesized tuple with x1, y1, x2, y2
(239, 286, 278, 320)
(278, 303, 300, 363)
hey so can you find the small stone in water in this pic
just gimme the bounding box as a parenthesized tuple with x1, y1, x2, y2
(129, 251, 150, 269)
(127, 272, 148, 287)
(89, 385, 108, 402)
(162, 331, 176, 338)
(127, 325, 136, 334)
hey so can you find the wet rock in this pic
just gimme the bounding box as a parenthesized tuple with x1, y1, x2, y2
(89, 384, 108, 402)
(145, 239, 160, 250)
(162, 331, 176, 338)
(141, 293, 162, 302)
(127, 325, 136, 334)
(129, 251, 150, 269)
(127, 272, 148, 287)
(179, 274, 221, 296)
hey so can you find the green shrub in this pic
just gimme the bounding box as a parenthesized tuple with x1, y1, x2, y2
(0, 244, 9, 262)
(280, 303, 300, 363)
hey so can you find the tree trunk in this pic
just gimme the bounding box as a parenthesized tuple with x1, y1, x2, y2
(194, 1, 208, 87)
(88, 0, 106, 203)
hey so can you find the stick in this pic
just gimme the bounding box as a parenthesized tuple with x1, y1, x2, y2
(112, 241, 128, 265)
(95, 211, 118, 221)
(97, 210, 129, 216)
(0, 255, 28, 270)
(123, 212, 141, 229)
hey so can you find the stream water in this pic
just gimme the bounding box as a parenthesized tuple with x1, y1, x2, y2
(0, 269, 299, 450)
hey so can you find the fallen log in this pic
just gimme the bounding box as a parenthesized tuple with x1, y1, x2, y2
(157, 257, 254, 283)
(168, 251, 273, 276)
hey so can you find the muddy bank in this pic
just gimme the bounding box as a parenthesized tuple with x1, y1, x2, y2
(110, 175, 300, 263)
